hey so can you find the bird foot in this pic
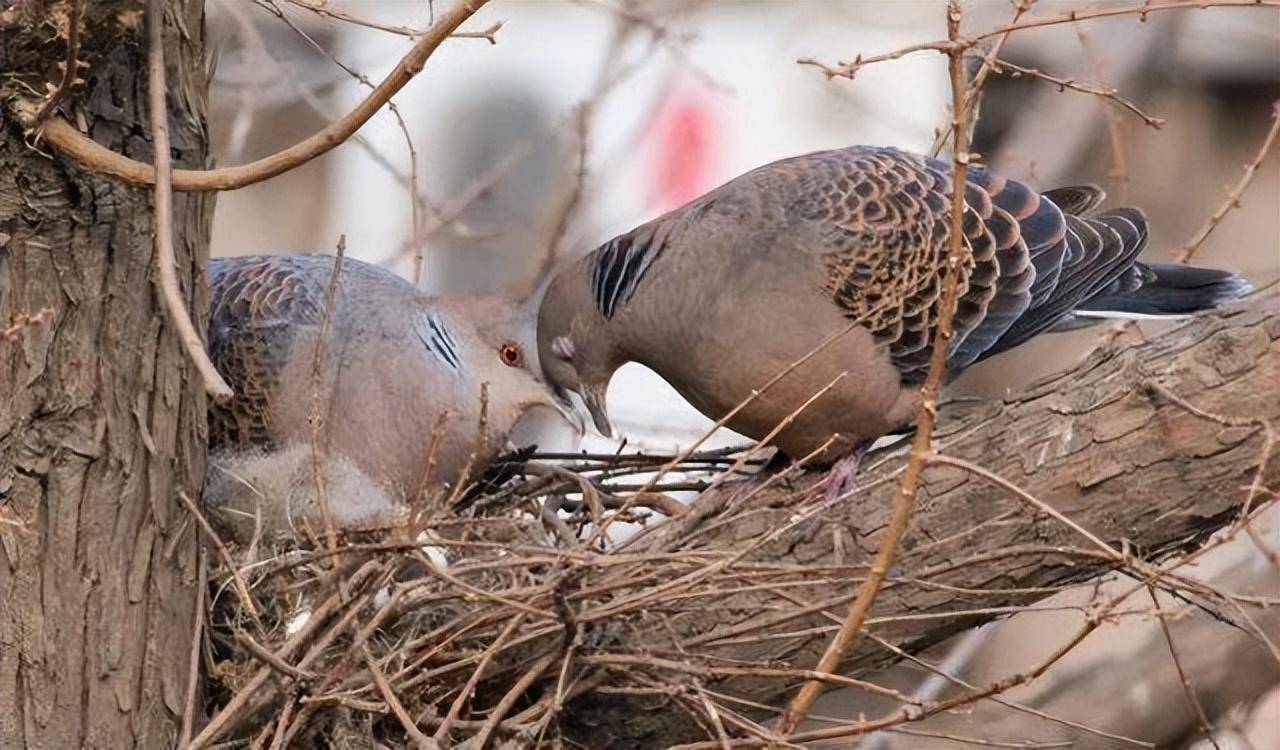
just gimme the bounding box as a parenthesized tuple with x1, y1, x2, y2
(822, 448, 867, 502)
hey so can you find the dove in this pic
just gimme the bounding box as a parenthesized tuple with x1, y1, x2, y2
(536, 146, 1251, 488)
(203, 253, 580, 545)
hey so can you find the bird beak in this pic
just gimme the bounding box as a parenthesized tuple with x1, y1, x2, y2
(581, 383, 614, 439)
(550, 386, 586, 437)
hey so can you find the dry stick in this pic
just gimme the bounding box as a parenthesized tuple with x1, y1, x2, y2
(988, 58, 1165, 129)
(927, 0, 1031, 157)
(364, 646, 437, 750)
(234, 630, 318, 683)
(146, 0, 234, 400)
(804, 0, 1280, 82)
(1146, 587, 1221, 749)
(433, 612, 528, 744)
(472, 651, 557, 749)
(1176, 99, 1280, 263)
(180, 548, 206, 748)
(30, 0, 84, 130)
(1075, 23, 1133, 204)
(776, 1, 973, 733)
(257, 0, 432, 287)
(308, 236, 345, 553)
(177, 490, 265, 633)
(19, 0, 489, 192)
(284, 0, 502, 42)
(185, 561, 380, 749)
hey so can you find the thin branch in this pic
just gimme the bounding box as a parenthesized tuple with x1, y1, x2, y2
(1146, 587, 1221, 749)
(17, 0, 489, 192)
(929, 0, 1032, 156)
(177, 488, 266, 633)
(235, 630, 318, 683)
(284, 0, 501, 43)
(146, 0, 233, 400)
(801, 0, 1280, 83)
(179, 548, 206, 748)
(1176, 99, 1280, 263)
(777, 0, 973, 731)
(308, 235, 345, 553)
(987, 57, 1165, 129)
(432, 612, 527, 744)
(472, 652, 556, 749)
(364, 646, 437, 750)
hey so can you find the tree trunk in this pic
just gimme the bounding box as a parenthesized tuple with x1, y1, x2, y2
(560, 298, 1279, 748)
(1, 2, 211, 747)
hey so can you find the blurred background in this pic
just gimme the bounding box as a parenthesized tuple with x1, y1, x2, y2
(204, 2, 1278, 744)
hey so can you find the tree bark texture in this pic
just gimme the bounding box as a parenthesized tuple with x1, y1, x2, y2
(562, 298, 1279, 747)
(0, 2, 211, 747)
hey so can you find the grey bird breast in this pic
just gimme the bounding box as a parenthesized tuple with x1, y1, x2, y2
(578, 145, 1250, 461)
(204, 254, 475, 544)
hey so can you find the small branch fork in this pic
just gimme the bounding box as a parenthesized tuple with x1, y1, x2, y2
(801, 0, 1279, 141)
(146, 0, 233, 401)
(777, 0, 974, 733)
(1176, 99, 1280, 264)
(17, 0, 491, 192)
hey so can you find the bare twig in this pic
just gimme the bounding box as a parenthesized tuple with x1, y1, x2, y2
(1146, 587, 1221, 749)
(177, 490, 263, 632)
(777, 2, 973, 731)
(146, 0, 233, 400)
(16, 0, 489, 192)
(929, 0, 1032, 156)
(1176, 100, 1280, 263)
(364, 645, 437, 750)
(179, 548, 206, 748)
(988, 58, 1165, 129)
(472, 651, 556, 749)
(802, 0, 1280, 83)
(433, 612, 527, 744)
(308, 235, 345, 553)
(235, 630, 318, 683)
(283, 0, 501, 43)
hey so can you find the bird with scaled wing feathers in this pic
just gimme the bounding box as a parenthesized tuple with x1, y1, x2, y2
(204, 254, 582, 546)
(536, 146, 1252, 494)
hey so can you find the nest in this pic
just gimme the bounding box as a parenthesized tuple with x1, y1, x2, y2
(197, 446, 810, 749)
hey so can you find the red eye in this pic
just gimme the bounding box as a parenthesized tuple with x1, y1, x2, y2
(498, 341, 525, 368)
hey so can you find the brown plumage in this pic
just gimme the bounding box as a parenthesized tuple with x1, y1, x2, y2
(205, 254, 578, 544)
(536, 146, 1250, 465)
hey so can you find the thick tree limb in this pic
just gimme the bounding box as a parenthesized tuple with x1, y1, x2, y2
(561, 296, 1280, 747)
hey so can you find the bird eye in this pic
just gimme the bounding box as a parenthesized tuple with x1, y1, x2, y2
(498, 341, 525, 368)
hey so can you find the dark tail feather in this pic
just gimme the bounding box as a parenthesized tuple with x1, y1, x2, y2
(1074, 262, 1253, 317)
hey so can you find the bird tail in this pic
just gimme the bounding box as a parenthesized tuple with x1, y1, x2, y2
(1072, 262, 1253, 320)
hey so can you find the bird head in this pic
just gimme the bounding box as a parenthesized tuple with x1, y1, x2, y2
(534, 261, 622, 439)
(439, 295, 585, 447)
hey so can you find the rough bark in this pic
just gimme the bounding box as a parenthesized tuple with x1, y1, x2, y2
(563, 298, 1280, 748)
(0, 2, 211, 747)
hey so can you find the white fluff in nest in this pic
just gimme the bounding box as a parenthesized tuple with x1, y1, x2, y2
(204, 442, 410, 546)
